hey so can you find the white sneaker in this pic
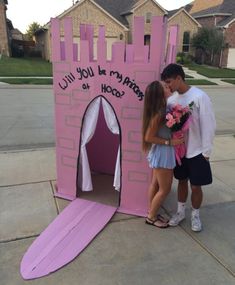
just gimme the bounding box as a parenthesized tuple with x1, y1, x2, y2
(168, 212, 185, 226)
(191, 214, 202, 232)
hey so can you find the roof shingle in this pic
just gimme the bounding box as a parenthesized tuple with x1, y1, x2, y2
(191, 0, 235, 27)
(93, 0, 139, 26)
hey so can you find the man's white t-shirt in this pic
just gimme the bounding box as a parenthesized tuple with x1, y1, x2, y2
(167, 86, 216, 158)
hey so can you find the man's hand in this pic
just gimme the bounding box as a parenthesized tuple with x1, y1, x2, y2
(203, 155, 209, 161)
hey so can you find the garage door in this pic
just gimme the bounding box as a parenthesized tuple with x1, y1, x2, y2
(227, 48, 235, 68)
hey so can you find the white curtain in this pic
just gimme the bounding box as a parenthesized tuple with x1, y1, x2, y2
(78, 97, 101, 191)
(78, 97, 120, 192)
(101, 98, 120, 191)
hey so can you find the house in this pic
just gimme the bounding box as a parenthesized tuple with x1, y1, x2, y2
(35, 0, 200, 61)
(11, 28, 24, 41)
(188, 0, 235, 68)
(0, 0, 10, 56)
(189, 0, 224, 14)
(167, 7, 201, 54)
(0, 0, 27, 58)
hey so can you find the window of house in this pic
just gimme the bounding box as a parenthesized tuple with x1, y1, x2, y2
(146, 12, 152, 23)
(144, 35, 151, 59)
(182, 31, 190, 52)
(144, 35, 151, 46)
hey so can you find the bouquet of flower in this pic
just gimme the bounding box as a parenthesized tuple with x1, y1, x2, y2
(166, 101, 194, 165)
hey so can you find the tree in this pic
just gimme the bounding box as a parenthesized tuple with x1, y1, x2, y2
(191, 27, 224, 65)
(25, 22, 42, 40)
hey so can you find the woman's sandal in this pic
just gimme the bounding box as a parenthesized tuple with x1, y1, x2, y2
(147, 210, 169, 224)
(145, 217, 169, 228)
(157, 214, 169, 224)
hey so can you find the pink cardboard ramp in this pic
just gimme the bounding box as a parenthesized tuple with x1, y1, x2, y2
(20, 199, 117, 280)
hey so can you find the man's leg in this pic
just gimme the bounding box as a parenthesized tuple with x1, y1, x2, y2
(178, 179, 189, 203)
(191, 185, 203, 209)
(168, 179, 188, 226)
(188, 154, 212, 232)
(169, 157, 189, 226)
(190, 185, 203, 232)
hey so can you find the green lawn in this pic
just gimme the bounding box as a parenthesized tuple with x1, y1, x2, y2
(1, 78, 216, 85)
(0, 56, 52, 77)
(185, 79, 217, 85)
(0, 78, 53, 84)
(186, 63, 235, 78)
(221, 79, 235, 85)
(0, 56, 232, 85)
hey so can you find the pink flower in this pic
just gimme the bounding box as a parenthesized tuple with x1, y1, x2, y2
(165, 101, 194, 165)
(182, 106, 190, 114)
(174, 112, 182, 123)
(173, 104, 184, 112)
(166, 101, 194, 132)
(166, 113, 173, 120)
(166, 113, 176, 128)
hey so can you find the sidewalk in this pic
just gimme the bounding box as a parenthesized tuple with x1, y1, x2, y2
(183, 66, 235, 86)
(0, 134, 235, 284)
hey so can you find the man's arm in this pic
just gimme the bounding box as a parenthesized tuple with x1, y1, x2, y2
(199, 93, 216, 158)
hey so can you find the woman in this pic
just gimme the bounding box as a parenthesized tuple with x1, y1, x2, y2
(142, 81, 184, 228)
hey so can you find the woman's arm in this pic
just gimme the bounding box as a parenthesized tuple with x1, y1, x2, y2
(145, 115, 184, 146)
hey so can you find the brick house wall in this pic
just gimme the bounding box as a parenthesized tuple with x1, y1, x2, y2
(224, 21, 235, 48)
(132, 0, 165, 35)
(196, 17, 217, 28)
(125, 14, 132, 43)
(41, 0, 128, 61)
(188, 0, 235, 67)
(131, 4, 200, 55)
(196, 16, 228, 28)
(168, 9, 200, 54)
(36, 0, 200, 62)
(218, 21, 235, 67)
(119, 1, 199, 58)
(121, 0, 165, 44)
(194, 15, 235, 67)
(64, 1, 127, 38)
(0, 0, 10, 56)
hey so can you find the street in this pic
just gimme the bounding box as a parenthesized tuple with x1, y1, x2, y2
(0, 85, 235, 150)
(0, 85, 54, 150)
(204, 86, 235, 135)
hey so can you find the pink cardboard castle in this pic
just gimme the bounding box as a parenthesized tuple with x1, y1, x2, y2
(53, 15, 178, 214)
(20, 16, 178, 280)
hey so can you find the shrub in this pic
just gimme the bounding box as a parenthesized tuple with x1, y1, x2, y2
(176, 52, 193, 65)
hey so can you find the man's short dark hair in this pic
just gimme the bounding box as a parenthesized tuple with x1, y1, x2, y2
(161, 63, 185, 81)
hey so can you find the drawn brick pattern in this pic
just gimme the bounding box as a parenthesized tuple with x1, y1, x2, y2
(51, 16, 178, 213)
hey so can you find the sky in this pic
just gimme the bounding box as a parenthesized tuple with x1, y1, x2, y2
(6, 0, 193, 33)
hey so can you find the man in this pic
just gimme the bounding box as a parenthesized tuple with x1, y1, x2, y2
(161, 63, 216, 232)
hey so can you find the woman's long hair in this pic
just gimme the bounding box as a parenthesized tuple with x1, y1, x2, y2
(142, 81, 166, 152)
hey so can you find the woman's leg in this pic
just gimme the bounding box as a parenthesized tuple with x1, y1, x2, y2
(147, 169, 159, 212)
(148, 168, 173, 220)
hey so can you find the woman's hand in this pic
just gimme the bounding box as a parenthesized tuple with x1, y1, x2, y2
(171, 137, 184, 146)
